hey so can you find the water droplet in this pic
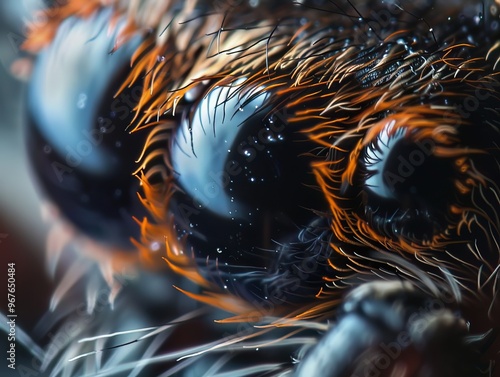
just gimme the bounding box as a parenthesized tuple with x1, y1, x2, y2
(77, 93, 87, 109)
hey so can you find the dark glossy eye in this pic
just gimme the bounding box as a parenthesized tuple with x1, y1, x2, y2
(360, 123, 457, 241)
(25, 9, 148, 249)
(169, 80, 329, 302)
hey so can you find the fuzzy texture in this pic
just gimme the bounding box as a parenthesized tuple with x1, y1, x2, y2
(23, 0, 500, 376)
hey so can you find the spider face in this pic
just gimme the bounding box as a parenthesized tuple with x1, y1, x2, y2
(22, 0, 500, 375)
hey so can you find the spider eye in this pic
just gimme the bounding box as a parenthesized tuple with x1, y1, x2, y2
(364, 124, 407, 200)
(360, 122, 456, 241)
(171, 81, 272, 218)
(26, 9, 147, 249)
(170, 82, 327, 300)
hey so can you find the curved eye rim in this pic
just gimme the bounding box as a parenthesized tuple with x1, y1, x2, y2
(363, 119, 408, 199)
(170, 79, 270, 219)
(311, 111, 480, 252)
(27, 8, 143, 175)
(25, 8, 149, 250)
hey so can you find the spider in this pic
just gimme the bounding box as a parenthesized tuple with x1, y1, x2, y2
(17, 0, 500, 375)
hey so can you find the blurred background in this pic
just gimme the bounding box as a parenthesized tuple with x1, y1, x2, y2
(0, 4, 206, 376)
(0, 1, 55, 375)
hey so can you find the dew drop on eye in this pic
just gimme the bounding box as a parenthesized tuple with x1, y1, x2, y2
(169, 80, 328, 302)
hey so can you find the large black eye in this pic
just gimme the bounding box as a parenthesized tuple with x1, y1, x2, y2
(26, 9, 148, 249)
(169, 81, 328, 302)
(360, 121, 458, 241)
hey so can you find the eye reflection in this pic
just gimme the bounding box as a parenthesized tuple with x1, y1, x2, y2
(26, 9, 148, 248)
(168, 80, 328, 301)
(171, 79, 270, 218)
(359, 121, 458, 241)
(364, 120, 407, 199)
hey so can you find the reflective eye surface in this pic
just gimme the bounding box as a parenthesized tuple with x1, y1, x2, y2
(26, 9, 147, 249)
(170, 81, 328, 300)
(361, 124, 456, 241)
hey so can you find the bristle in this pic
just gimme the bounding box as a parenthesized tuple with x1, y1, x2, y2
(20, 0, 500, 376)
